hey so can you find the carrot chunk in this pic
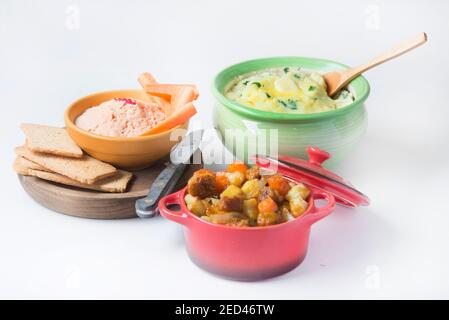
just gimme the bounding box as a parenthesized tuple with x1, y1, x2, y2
(258, 196, 278, 214)
(226, 161, 248, 175)
(267, 175, 291, 197)
(215, 172, 229, 194)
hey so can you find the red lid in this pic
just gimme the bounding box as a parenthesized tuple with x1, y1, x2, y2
(253, 146, 370, 207)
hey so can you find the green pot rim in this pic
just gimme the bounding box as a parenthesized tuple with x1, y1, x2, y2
(212, 56, 370, 121)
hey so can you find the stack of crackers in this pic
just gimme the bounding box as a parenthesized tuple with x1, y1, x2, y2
(13, 124, 133, 193)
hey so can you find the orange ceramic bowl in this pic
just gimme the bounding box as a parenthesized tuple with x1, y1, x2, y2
(64, 89, 188, 170)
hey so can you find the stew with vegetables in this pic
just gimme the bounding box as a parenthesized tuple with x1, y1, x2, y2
(185, 162, 311, 227)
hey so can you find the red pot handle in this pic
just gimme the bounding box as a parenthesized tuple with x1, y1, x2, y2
(158, 190, 191, 226)
(304, 190, 336, 225)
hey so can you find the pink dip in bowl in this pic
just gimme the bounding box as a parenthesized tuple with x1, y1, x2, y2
(75, 98, 166, 137)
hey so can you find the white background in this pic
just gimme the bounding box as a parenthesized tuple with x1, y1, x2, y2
(1, 0, 448, 299)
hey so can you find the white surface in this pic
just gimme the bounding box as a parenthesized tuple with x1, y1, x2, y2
(1, 0, 449, 299)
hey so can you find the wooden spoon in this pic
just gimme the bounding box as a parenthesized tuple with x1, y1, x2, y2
(323, 32, 427, 97)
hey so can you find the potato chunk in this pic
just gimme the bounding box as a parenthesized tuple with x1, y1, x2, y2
(184, 194, 207, 216)
(187, 169, 216, 199)
(241, 179, 262, 199)
(279, 201, 292, 222)
(242, 198, 259, 220)
(208, 211, 244, 225)
(226, 218, 250, 227)
(226, 171, 245, 187)
(220, 184, 244, 198)
(205, 204, 221, 216)
(286, 185, 309, 217)
(289, 183, 310, 199)
(286, 184, 310, 201)
(202, 197, 219, 208)
(257, 211, 279, 226)
(288, 197, 308, 217)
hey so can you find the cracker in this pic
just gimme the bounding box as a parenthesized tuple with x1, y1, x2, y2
(15, 145, 117, 184)
(14, 156, 51, 173)
(13, 157, 31, 175)
(21, 123, 83, 158)
(27, 169, 133, 193)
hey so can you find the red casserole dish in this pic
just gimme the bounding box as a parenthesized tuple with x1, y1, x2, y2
(159, 186, 335, 281)
(158, 146, 368, 281)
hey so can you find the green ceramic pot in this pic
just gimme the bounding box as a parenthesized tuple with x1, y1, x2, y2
(212, 57, 370, 166)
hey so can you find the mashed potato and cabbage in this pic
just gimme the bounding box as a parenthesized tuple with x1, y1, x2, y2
(225, 67, 354, 114)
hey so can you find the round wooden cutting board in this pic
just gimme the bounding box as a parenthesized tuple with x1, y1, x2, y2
(18, 158, 202, 219)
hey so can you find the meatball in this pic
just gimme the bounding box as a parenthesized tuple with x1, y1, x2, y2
(219, 197, 244, 212)
(187, 169, 217, 199)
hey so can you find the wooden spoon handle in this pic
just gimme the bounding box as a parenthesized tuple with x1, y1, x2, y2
(347, 32, 427, 77)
